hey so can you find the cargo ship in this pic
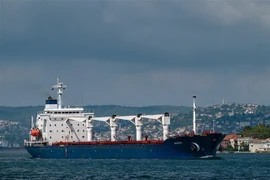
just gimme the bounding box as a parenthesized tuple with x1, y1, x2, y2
(24, 79, 225, 159)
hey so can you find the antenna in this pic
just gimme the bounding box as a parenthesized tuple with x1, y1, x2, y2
(193, 96, 197, 134)
(31, 116, 34, 129)
(52, 78, 67, 109)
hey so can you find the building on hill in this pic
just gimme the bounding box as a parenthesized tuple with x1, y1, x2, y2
(249, 138, 270, 153)
(237, 137, 252, 151)
(221, 134, 241, 149)
(221, 134, 269, 152)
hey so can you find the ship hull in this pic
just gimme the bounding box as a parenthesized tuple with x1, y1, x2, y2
(25, 134, 225, 159)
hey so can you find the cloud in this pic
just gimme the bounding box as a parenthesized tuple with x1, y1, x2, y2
(1, 0, 270, 106)
(1, 0, 270, 68)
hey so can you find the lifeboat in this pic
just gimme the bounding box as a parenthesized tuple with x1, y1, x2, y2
(31, 129, 40, 137)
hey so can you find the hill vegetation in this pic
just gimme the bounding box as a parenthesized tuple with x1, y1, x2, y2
(1, 102, 270, 147)
(239, 124, 270, 139)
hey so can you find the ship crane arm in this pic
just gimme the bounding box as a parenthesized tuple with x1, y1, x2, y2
(141, 113, 170, 140)
(90, 116, 117, 141)
(115, 115, 143, 141)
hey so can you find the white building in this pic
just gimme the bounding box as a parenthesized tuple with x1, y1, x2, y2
(249, 139, 270, 153)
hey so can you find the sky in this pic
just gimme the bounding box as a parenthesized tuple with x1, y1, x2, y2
(1, 0, 270, 107)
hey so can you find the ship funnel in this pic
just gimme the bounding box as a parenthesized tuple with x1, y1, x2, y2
(193, 96, 197, 134)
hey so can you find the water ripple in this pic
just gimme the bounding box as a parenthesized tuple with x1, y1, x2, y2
(0, 150, 269, 180)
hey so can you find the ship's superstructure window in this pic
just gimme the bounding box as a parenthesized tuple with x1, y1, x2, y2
(62, 130, 64, 132)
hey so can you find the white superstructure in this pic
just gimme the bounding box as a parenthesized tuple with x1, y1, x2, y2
(34, 78, 94, 143)
(26, 78, 171, 145)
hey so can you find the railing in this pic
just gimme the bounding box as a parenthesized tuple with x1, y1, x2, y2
(37, 110, 94, 115)
(24, 140, 48, 146)
(52, 140, 164, 146)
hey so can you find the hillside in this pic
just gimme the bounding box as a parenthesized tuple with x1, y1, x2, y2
(1, 102, 270, 147)
(0, 105, 191, 146)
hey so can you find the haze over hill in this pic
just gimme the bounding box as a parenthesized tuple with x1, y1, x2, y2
(1, 102, 270, 147)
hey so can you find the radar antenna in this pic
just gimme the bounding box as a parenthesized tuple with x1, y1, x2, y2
(52, 78, 67, 109)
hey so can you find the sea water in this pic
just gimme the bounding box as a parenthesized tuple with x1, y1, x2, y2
(0, 149, 269, 180)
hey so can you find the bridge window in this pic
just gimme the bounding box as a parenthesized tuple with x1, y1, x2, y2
(62, 130, 64, 132)
(82, 136, 85, 138)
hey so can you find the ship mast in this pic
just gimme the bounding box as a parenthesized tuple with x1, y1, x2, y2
(52, 78, 67, 109)
(193, 96, 197, 134)
(31, 115, 34, 129)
